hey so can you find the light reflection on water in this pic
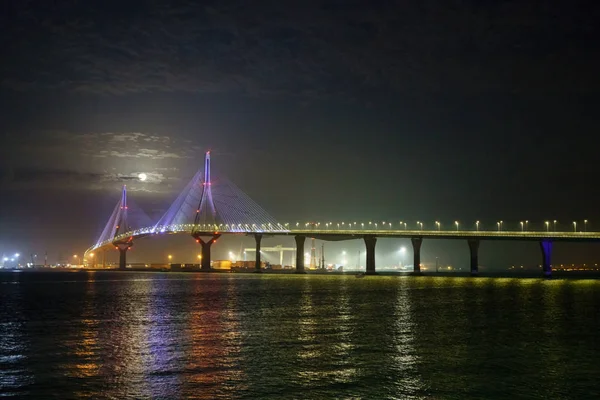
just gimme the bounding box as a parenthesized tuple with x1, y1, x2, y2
(1, 272, 600, 399)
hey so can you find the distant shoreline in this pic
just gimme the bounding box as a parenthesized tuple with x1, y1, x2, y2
(1, 268, 599, 279)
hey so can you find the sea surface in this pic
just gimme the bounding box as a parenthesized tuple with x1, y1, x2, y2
(1, 271, 599, 399)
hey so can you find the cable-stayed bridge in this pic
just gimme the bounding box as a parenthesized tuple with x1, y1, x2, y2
(85, 152, 600, 277)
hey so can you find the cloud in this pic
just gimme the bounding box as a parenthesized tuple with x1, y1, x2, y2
(4, 1, 594, 98)
(95, 149, 183, 159)
(0, 166, 169, 193)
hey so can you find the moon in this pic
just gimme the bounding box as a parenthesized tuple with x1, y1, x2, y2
(138, 173, 147, 181)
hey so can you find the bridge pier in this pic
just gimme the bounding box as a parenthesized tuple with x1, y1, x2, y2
(540, 240, 552, 278)
(193, 233, 221, 271)
(364, 235, 377, 275)
(254, 233, 262, 272)
(114, 242, 132, 270)
(468, 239, 479, 276)
(295, 235, 306, 273)
(411, 238, 423, 275)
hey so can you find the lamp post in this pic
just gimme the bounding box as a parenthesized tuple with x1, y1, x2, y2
(584, 220, 588, 232)
(455, 221, 459, 231)
(497, 222, 500, 232)
(168, 254, 172, 265)
(520, 221, 524, 232)
(435, 221, 441, 231)
(418, 222, 423, 231)
(553, 220, 557, 232)
(573, 221, 577, 232)
(545, 221, 549, 232)
(525, 220, 529, 231)
(399, 247, 406, 268)
(476, 221, 480, 231)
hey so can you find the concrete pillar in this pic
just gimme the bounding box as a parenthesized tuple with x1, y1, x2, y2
(295, 235, 306, 273)
(411, 237, 423, 274)
(118, 247, 128, 270)
(540, 240, 552, 278)
(364, 235, 377, 275)
(468, 239, 479, 276)
(115, 243, 132, 270)
(194, 234, 221, 271)
(254, 233, 262, 272)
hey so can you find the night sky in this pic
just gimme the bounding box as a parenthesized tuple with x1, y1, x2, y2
(1, 1, 599, 268)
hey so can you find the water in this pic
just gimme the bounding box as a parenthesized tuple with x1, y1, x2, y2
(1, 272, 599, 399)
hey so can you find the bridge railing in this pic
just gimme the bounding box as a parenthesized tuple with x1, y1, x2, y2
(85, 224, 600, 256)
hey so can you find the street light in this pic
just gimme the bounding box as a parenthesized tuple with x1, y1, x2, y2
(545, 221, 549, 232)
(520, 221, 524, 232)
(435, 221, 441, 231)
(418, 222, 423, 231)
(399, 246, 406, 267)
(455, 221, 459, 231)
(584, 220, 588, 232)
(476, 221, 480, 231)
(525, 220, 529, 231)
(497, 222, 501, 232)
(553, 220, 557, 232)
(168, 254, 172, 264)
(573, 221, 577, 232)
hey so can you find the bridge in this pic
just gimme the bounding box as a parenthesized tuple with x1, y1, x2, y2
(85, 152, 600, 277)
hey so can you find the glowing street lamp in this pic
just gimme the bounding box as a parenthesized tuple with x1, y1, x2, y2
(584, 219, 588, 232)
(476, 221, 480, 231)
(399, 246, 406, 267)
(435, 221, 440, 231)
(455, 221, 459, 231)
(417, 221, 423, 230)
(573, 221, 577, 232)
(497, 222, 501, 232)
(553, 220, 557, 232)
(168, 254, 172, 264)
(545, 221, 550, 232)
(520, 221, 524, 232)
(525, 220, 529, 231)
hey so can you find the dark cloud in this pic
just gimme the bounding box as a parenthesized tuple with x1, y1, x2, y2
(2, 0, 597, 98)
(1, 166, 168, 192)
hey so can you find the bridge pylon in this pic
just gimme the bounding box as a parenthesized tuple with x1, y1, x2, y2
(111, 185, 134, 270)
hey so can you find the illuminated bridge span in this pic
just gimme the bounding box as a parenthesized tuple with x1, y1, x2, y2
(86, 152, 600, 277)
